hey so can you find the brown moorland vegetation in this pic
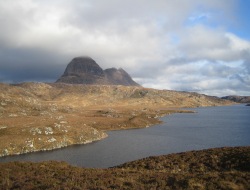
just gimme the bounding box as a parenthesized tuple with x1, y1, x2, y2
(0, 82, 233, 157)
(0, 146, 249, 190)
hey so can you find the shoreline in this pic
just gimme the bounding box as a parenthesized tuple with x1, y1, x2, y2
(0, 105, 231, 159)
(0, 82, 233, 158)
(0, 108, 195, 158)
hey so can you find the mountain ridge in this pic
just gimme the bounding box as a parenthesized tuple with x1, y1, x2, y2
(221, 95, 250, 103)
(56, 56, 140, 86)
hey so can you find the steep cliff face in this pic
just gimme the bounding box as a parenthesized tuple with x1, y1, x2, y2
(56, 56, 140, 86)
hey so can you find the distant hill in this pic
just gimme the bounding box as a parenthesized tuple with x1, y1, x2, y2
(56, 56, 140, 86)
(221, 95, 250, 103)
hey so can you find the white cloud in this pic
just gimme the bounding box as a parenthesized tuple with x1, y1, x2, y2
(0, 0, 249, 96)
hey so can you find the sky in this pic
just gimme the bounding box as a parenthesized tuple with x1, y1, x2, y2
(0, 0, 250, 96)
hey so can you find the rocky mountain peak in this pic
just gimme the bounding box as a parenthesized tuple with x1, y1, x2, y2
(56, 56, 140, 86)
(104, 67, 139, 86)
(62, 56, 104, 77)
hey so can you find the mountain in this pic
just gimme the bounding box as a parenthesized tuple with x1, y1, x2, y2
(56, 56, 140, 86)
(221, 95, 250, 103)
(57, 56, 105, 84)
(104, 67, 139, 86)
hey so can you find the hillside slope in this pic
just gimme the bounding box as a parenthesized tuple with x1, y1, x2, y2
(221, 95, 250, 103)
(0, 82, 232, 157)
(0, 146, 249, 189)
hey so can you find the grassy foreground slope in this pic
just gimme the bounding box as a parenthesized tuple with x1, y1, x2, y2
(0, 146, 249, 190)
(0, 82, 232, 157)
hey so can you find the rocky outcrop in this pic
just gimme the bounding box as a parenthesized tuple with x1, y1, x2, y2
(0, 123, 107, 157)
(56, 56, 140, 86)
(221, 95, 250, 103)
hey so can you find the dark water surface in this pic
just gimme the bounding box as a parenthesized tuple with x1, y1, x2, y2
(0, 104, 249, 168)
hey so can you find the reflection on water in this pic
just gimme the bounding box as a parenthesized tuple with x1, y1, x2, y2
(0, 104, 249, 168)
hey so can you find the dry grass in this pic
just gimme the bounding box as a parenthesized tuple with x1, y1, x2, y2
(0, 82, 232, 157)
